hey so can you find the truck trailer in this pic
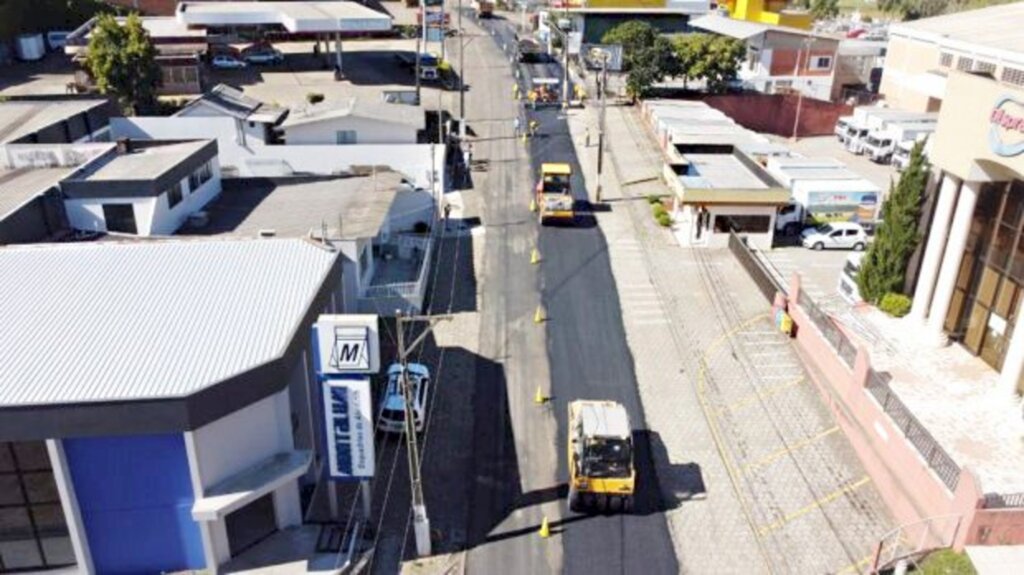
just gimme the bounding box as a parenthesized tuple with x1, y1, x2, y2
(768, 157, 881, 235)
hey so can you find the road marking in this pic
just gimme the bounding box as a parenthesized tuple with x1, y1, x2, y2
(757, 476, 872, 536)
(741, 426, 840, 474)
(632, 318, 671, 326)
(717, 377, 804, 415)
(835, 553, 875, 575)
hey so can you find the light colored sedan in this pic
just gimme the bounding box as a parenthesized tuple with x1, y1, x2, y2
(801, 222, 869, 251)
(243, 49, 283, 65)
(377, 363, 430, 434)
(212, 55, 247, 69)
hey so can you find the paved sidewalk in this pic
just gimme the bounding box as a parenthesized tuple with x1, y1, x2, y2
(566, 94, 893, 574)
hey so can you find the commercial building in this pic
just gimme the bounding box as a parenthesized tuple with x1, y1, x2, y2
(547, 0, 709, 44)
(910, 69, 1024, 396)
(0, 98, 115, 144)
(718, 0, 812, 30)
(691, 14, 839, 101)
(645, 100, 790, 249)
(878, 2, 1024, 113)
(281, 97, 425, 145)
(174, 84, 290, 146)
(0, 238, 381, 573)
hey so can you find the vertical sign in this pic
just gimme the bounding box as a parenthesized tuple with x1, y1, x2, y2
(322, 378, 375, 479)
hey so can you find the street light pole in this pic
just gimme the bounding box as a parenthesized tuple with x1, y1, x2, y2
(561, 5, 570, 107)
(596, 50, 607, 203)
(395, 311, 452, 558)
(458, 0, 466, 138)
(415, 2, 423, 104)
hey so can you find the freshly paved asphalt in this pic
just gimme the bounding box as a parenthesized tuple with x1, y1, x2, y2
(471, 15, 679, 575)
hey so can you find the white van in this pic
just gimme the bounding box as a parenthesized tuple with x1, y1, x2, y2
(837, 252, 865, 304)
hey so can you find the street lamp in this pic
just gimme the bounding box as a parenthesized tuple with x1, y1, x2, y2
(791, 36, 814, 140)
(590, 47, 609, 204)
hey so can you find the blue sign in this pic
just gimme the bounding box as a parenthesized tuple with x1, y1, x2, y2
(322, 379, 375, 480)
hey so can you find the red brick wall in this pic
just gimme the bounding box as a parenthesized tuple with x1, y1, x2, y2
(702, 92, 852, 138)
(768, 49, 836, 77)
(104, 0, 178, 15)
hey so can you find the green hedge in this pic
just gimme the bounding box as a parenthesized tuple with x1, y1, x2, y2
(879, 293, 912, 318)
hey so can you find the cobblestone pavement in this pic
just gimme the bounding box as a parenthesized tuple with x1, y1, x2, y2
(565, 91, 894, 574)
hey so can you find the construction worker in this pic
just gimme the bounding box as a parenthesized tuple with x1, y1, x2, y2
(528, 89, 538, 110)
(513, 116, 521, 138)
(528, 119, 539, 137)
(513, 83, 520, 100)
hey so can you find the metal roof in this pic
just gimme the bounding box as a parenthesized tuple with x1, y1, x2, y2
(283, 97, 425, 130)
(576, 401, 631, 440)
(0, 167, 71, 219)
(890, 2, 1024, 60)
(176, 1, 392, 33)
(177, 84, 288, 124)
(0, 238, 339, 407)
(0, 100, 109, 144)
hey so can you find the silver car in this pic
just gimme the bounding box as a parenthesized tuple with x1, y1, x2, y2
(377, 363, 430, 434)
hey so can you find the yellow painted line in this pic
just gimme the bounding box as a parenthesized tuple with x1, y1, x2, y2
(835, 553, 875, 575)
(695, 313, 777, 574)
(717, 377, 805, 415)
(741, 426, 840, 474)
(757, 476, 872, 536)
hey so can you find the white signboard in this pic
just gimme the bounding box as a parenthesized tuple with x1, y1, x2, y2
(315, 315, 380, 375)
(323, 378, 375, 479)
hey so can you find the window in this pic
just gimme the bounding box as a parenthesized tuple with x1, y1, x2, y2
(939, 52, 953, 67)
(189, 161, 213, 191)
(810, 56, 832, 71)
(336, 130, 357, 145)
(974, 60, 996, 75)
(0, 442, 74, 571)
(166, 181, 184, 209)
(102, 204, 137, 234)
(1002, 67, 1024, 87)
(712, 215, 771, 234)
(956, 56, 974, 72)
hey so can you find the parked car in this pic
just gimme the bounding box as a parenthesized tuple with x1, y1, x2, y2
(377, 363, 430, 434)
(801, 222, 868, 251)
(211, 55, 247, 69)
(46, 31, 70, 51)
(243, 48, 284, 65)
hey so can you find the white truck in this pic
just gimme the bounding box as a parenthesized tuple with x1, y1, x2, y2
(843, 108, 936, 155)
(892, 135, 933, 171)
(835, 115, 853, 144)
(862, 122, 936, 164)
(768, 157, 882, 236)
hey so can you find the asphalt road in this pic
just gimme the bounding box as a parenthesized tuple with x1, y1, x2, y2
(471, 15, 680, 575)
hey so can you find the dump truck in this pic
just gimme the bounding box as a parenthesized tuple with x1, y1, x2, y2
(568, 400, 635, 512)
(535, 163, 575, 224)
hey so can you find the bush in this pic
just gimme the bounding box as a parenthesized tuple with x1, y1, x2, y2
(652, 203, 667, 217)
(879, 293, 912, 318)
(646, 194, 662, 205)
(919, 549, 976, 575)
(656, 212, 672, 227)
(306, 92, 325, 105)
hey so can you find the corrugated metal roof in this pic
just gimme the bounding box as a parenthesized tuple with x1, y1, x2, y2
(892, 2, 1024, 59)
(0, 238, 339, 407)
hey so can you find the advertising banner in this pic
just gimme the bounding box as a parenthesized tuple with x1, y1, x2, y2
(315, 315, 380, 376)
(323, 378, 375, 480)
(806, 190, 879, 224)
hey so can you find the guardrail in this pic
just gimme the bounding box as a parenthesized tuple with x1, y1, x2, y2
(871, 514, 963, 573)
(728, 232, 787, 302)
(865, 368, 961, 492)
(796, 289, 858, 368)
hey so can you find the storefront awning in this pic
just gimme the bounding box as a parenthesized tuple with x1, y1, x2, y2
(192, 450, 312, 522)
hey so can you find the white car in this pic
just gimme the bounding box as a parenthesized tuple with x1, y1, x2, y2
(243, 49, 283, 65)
(377, 363, 430, 434)
(801, 222, 869, 251)
(212, 55, 247, 69)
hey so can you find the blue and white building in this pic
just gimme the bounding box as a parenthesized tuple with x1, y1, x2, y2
(0, 238, 380, 572)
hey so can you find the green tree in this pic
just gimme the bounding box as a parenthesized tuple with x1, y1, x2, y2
(857, 141, 930, 303)
(673, 33, 708, 89)
(601, 20, 657, 71)
(701, 36, 745, 94)
(84, 13, 161, 115)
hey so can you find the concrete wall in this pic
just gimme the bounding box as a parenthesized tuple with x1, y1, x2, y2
(878, 36, 942, 113)
(283, 116, 418, 145)
(65, 196, 158, 235)
(111, 117, 442, 189)
(703, 93, 853, 138)
(782, 274, 1024, 550)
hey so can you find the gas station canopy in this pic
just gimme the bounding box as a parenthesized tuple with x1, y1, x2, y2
(176, 1, 393, 33)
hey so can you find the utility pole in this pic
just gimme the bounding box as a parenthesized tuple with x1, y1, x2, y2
(791, 37, 812, 140)
(595, 49, 608, 203)
(458, 0, 465, 138)
(396, 311, 452, 558)
(415, 2, 423, 105)
(561, 5, 570, 108)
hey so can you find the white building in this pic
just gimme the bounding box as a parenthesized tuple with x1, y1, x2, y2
(282, 97, 425, 145)
(174, 84, 289, 146)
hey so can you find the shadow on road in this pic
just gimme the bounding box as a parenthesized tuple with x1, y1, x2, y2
(640, 430, 707, 513)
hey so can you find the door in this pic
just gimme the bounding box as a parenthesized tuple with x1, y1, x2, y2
(102, 204, 137, 234)
(225, 493, 277, 557)
(827, 229, 844, 248)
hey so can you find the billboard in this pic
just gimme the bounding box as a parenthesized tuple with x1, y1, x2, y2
(315, 315, 380, 375)
(323, 378, 375, 480)
(805, 190, 879, 224)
